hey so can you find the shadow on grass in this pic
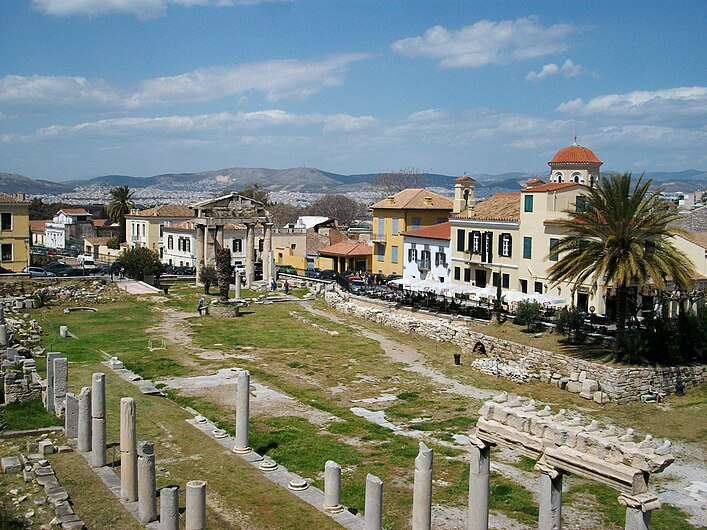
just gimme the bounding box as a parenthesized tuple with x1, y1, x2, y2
(558, 337, 617, 362)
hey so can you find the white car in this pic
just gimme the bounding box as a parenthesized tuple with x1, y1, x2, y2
(23, 266, 56, 277)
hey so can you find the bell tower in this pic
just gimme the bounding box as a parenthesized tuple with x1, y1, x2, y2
(453, 174, 475, 214)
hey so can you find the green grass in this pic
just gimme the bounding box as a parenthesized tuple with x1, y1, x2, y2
(488, 472, 539, 525)
(0, 398, 63, 431)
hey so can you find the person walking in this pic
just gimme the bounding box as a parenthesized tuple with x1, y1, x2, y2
(271, 278, 277, 290)
(283, 280, 290, 295)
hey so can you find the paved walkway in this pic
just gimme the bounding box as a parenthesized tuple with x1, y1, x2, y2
(114, 280, 162, 295)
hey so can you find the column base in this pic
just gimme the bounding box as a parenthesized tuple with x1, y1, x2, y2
(232, 445, 251, 454)
(323, 504, 344, 514)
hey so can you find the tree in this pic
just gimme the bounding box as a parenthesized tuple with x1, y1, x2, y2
(269, 203, 304, 227)
(555, 307, 584, 339)
(119, 247, 163, 281)
(107, 186, 135, 243)
(215, 248, 232, 302)
(372, 167, 427, 195)
(238, 183, 270, 205)
(515, 300, 541, 331)
(547, 172, 695, 354)
(306, 194, 367, 226)
(106, 236, 120, 250)
(199, 265, 217, 295)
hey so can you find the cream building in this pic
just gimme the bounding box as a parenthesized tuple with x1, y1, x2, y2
(125, 205, 193, 258)
(0, 192, 30, 273)
(450, 142, 609, 314)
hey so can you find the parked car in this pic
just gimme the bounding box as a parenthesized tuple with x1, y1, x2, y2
(22, 266, 56, 278)
(386, 273, 402, 283)
(348, 279, 367, 295)
(305, 267, 322, 279)
(43, 261, 72, 274)
(319, 269, 338, 280)
(276, 264, 298, 276)
(57, 267, 85, 277)
(370, 273, 387, 285)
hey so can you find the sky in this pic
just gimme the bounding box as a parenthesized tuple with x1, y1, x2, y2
(1, 0, 706, 181)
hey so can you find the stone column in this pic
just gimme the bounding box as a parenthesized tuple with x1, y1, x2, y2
(232, 370, 250, 453)
(45, 352, 61, 414)
(160, 486, 180, 530)
(467, 437, 490, 530)
(185, 480, 207, 530)
(263, 222, 273, 280)
(412, 442, 433, 530)
(77, 387, 92, 453)
(91, 373, 106, 468)
(536, 462, 563, 530)
(137, 441, 157, 523)
(120, 397, 138, 502)
(365, 473, 383, 530)
(53, 357, 68, 417)
(235, 272, 242, 299)
(245, 223, 255, 288)
(619, 493, 661, 530)
(204, 227, 214, 266)
(323, 460, 344, 513)
(64, 392, 78, 438)
(0, 324, 7, 347)
(195, 225, 205, 286)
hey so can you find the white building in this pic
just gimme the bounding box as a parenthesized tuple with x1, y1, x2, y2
(401, 221, 451, 283)
(45, 208, 95, 250)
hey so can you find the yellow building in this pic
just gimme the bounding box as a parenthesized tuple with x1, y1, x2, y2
(0, 192, 30, 273)
(370, 189, 452, 276)
(125, 205, 193, 259)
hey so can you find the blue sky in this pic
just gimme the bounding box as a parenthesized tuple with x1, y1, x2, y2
(1, 0, 706, 181)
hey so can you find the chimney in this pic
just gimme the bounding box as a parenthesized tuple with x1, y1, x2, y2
(424, 196, 433, 205)
(386, 195, 395, 205)
(453, 175, 475, 214)
(526, 178, 545, 188)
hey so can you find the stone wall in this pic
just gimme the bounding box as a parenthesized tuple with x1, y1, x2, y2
(3, 369, 41, 405)
(325, 291, 707, 404)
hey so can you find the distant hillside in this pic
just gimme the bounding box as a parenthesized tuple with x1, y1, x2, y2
(2, 167, 705, 197)
(0, 173, 72, 194)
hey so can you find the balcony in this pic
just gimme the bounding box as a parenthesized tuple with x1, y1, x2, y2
(417, 259, 432, 272)
(371, 233, 387, 243)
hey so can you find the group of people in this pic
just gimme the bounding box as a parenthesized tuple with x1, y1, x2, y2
(270, 278, 290, 294)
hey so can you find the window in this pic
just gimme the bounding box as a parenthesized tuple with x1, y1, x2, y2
(435, 249, 446, 267)
(492, 272, 500, 287)
(233, 239, 242, 253)
(408, 246, 417, 262)
(534, 281, 543, 294)
(1, 243, 12, 261)
(377, 243, 384, 262)
(454, 267, 461, 280)
(391, 245, 399, 263)
(472, 231, 481, 253)
(523, 237, 532, 259)
(555, 172, 564, 183)
(290, 243, 296, 250)
(524, 195, 534, 212)
(502, 274, 510, 289)
(167, 235, 173, 250)
(572, 172, 582, 183)
(498, 233, 512, 257)
(419, 249, 431, 270)
(377, 218, 384, 237)
(481, 231, 493, 263)
(392, 218, 399, 235)
(463, 268, 471, 282)
(185, 239, 190, 252)
(456, 229, 465, 252)
(411, 217, 422, 230)
(520, 279, 528, 293)
(549, 238, 559, 261)
(1, 213, 11, 231)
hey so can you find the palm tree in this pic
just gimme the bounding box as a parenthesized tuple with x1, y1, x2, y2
(107, 186, 135, 243)
(547, 172, 695, 353)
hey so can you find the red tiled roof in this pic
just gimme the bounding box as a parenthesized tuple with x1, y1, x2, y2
(549, 145, 602, 165)
(318, 241, 372, 257)
(29, 220, 46, 231)
(454, 175, 475, 183)
(681, 231, 707, 250)
(402, 221, 450, 240)
(126, 205, 193, 218)
(60, 208, 90, 215)
(523, 182, 584, 193)
(371, 188, 453, 210)
(454, 192, 520, 222)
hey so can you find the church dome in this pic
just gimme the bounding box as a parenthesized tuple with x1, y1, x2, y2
(549, 142, 602, 165)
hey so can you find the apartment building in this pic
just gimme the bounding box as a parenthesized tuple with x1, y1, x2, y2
(0, 192, 30, 273)
(125, 205, 193, 258)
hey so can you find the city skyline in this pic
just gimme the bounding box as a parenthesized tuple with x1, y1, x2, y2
(1, 0, 706, 181)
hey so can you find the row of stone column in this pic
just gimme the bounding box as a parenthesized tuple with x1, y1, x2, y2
(65, 373, 208, 529)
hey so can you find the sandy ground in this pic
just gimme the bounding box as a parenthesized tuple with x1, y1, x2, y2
(150, 299, 707, 529)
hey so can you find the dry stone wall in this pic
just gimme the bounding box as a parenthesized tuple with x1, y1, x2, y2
(325, 291, 707, 404)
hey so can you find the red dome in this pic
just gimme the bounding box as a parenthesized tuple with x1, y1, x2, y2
(549, 144, 602, 165)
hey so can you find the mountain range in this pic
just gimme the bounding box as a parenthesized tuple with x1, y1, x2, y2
(1, 167, 706, 196)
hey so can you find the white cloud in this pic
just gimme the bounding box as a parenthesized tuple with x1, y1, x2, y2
(556, 86, 707, 120)
(32, 0, 287, 19)
(128, 54, 370, 106)
(526, 59, 585, 81)
(0, 74, 122, 110)
(391, 17, 574, 68)
(0, 54, 368, 112)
